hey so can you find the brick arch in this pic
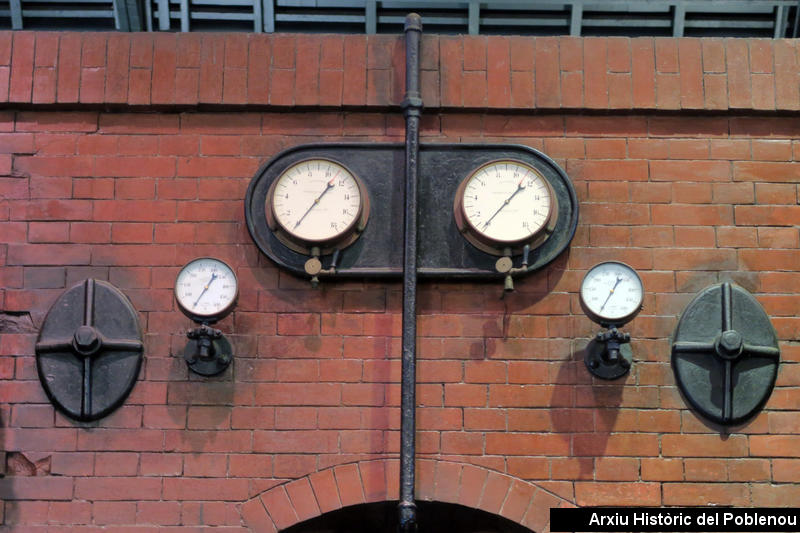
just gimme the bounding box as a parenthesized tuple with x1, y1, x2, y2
(240, 459, 575, 533)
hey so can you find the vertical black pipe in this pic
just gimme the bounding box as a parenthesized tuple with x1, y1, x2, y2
(399, 12, 422, 533)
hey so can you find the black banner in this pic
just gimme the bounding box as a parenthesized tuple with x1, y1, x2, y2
(550, 507, 800, 532)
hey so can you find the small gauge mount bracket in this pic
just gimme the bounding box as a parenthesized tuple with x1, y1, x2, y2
(579, 261, 644, 380)
(174, 258, 238, 376)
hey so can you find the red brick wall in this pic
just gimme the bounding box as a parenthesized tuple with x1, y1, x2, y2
(1, 32, 800, 531)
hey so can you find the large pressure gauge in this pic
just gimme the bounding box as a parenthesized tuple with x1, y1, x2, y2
(454, 159, 556, 255)
(579, 261, 644, 327)
(266, 158, 370, 254)
(175, 257, 238, 323)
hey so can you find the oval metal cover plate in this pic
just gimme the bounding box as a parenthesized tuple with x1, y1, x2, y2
(36, 279, 143, 422)
(671, 282, 780, 426)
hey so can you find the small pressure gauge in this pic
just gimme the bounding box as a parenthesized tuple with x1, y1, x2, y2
(266, 158, 370, 255)
(579, 261, 644, 327)
(175, 257, 238, 323)
(454, 159, 556, 256)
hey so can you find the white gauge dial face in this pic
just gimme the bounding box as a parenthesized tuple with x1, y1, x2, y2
(175, 258, 238, 319)
(271, 159, 363, 243)
(461, 160, 553, 243)
(580, 262, 644, 324)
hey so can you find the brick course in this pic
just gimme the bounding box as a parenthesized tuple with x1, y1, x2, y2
(1, 32, 799, 112)
(1, 30, 800, 530)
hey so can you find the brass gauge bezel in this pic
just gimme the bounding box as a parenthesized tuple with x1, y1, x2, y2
(265, 158, 370, 255)
(454, 159, 558, 256)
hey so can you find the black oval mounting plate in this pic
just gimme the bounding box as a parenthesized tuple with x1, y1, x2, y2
(245, 143, 579, 279)
(36, 279, 143, 422)
(672, 282, 780, 427)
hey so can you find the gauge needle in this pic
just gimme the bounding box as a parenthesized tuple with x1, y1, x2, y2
(294, 178, 336, 229)
(193, 272, 217, 308)
(482, 179, 525, 229)
(599, 275, 623, 311)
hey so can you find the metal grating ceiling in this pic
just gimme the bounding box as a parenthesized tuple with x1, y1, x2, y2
(0, 0, 142, 30)
(1, 0, 799, 37)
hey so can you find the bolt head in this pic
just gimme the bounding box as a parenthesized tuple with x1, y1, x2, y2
(720, 330, 742, 350)
(717, 329, 743, 359)
(73, 325, 100, 356)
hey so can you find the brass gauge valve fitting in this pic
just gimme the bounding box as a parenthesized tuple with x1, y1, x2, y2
(305, 247, 340, 288)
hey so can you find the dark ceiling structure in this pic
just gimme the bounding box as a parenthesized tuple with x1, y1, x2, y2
(2, 0, 799, 38)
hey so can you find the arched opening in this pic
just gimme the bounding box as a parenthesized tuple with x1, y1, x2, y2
(282, 501, 534, 533)
(240, 459, 570, 531)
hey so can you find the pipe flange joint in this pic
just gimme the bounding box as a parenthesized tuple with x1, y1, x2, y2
(402, 96, 424, 114)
